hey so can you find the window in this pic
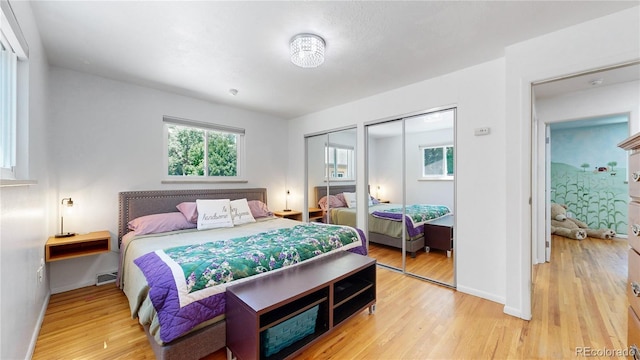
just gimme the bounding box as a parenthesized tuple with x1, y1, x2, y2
(1, 1, 28, 180)
(325, 143, 354, 181)
(163, 116, 245, 181)
(421, 145, 454, 179)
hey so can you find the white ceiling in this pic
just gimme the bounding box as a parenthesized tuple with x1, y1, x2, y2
(29, 1, 638, 120)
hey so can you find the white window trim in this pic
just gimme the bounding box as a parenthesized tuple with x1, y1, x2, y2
(1, 0, 29, 182)
(419, 144, 454, 181)
(162, 116, 247, 183)
(325, 142, 355, 181)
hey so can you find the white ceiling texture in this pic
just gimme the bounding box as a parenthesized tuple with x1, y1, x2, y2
(30, 1, 638, 120)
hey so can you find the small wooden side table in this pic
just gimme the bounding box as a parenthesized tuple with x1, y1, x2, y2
(45, 230, 111, 262)
(273, 210, 303, 221)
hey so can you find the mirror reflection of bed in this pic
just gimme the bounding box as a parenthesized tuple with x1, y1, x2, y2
(364, 108, 456, 286)
(313, 184, 454, 285)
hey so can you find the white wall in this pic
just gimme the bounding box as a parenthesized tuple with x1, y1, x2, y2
(504, 7, 640, 319)
(47, 68, 289, 293)
(370, 135, 403, 203)
(0, 2, 51, 359)
(288, 58, 508, 304)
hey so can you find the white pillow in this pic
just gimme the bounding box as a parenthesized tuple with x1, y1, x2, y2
(196, 199, 234, 230)
(343, 192, 357, 208)
(229, 198, 256, 225)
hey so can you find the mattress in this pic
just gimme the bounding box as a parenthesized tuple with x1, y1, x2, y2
(119, 217, 365, 344)
(330, 203, 447, 238)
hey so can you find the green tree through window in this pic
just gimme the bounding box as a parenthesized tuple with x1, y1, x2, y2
(165, 119, 242, 179)
(422, 145, 454, 178)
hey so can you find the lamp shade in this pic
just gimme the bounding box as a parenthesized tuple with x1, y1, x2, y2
(290, 34, 325, 68)
(55, 197, 75, 238)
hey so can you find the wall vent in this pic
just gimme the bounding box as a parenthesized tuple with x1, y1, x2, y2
(96, 271, 117, 286)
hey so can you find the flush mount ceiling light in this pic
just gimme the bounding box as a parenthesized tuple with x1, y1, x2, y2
(290, 33, 325, 68)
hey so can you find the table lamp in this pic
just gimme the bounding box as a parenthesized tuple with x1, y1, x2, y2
(55, 197, 75, 238)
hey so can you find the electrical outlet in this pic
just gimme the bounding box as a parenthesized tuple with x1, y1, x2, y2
(474, 127, 490, 136)
(37, 266, 43, 284)
(38, 258, 45, 285)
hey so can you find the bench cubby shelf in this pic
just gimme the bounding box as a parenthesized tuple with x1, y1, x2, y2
(226, 251, 376, 360)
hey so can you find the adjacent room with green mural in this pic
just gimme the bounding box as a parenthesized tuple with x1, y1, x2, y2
(550, 115, 629, 235)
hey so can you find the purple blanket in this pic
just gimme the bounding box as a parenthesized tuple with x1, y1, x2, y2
(134, 228, 367, 343)
(372, 204, 451, 238)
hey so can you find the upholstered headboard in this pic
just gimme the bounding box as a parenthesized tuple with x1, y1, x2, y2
(118, 188, 267, 246)
(313, 185, 356, 207)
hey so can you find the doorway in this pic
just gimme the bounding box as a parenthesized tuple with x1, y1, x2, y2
(532, 62, 640, 264)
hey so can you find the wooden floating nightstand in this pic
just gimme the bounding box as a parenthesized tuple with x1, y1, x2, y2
(45, 230, 111, 262)
(309, 207, 324, 222)
(273, 210, 303, 221)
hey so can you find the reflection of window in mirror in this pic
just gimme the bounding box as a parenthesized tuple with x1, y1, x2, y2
(325, 143, 354, 181)
(420, 144, 454, 180)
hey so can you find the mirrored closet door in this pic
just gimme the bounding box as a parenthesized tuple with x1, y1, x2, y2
(305, 127, 357, 226)
(366, 120, 404, 270)
(366, 108, 456, 286)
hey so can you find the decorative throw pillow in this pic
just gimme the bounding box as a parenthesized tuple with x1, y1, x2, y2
(229, 198, 256, 225)
(196, 199, 234, 230)
(247, 200, 273, 218)
(176, 202, 198, 223)
(127, 212, 196, 235)
(318, 195, 347, 210)
(342, 192, 357, 208)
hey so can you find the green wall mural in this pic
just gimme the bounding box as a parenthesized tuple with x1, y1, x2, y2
(550, 120, 628, 235)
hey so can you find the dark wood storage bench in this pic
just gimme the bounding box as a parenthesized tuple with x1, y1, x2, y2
(424, 214, 454, 257)
(226, 251, 376, 360)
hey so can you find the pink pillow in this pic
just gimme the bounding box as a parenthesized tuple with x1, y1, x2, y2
(177, 202, 198, 223)
(248, 200, 273, 218)
(318, 195, 347, 210)
(127, 212, 196, 235)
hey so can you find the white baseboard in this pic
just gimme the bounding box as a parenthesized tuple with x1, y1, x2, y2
(27, 291, 50, 360)
(456, 284, 505, 304)
(51, 280, 96, 294)
(504, 305, 532, 320)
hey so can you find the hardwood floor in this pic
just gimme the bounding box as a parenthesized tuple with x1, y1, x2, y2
(33, 235, 628, 359)
(368, 243, 454, 284)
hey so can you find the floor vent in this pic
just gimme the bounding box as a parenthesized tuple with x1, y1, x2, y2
(96, 271, 117, 286)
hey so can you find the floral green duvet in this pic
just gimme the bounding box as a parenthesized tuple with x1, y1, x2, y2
(133, 222, 365, 343)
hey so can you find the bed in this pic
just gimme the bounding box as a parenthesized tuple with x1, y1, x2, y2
(117, 188, 367, 360)
(314, 185, 450, 257)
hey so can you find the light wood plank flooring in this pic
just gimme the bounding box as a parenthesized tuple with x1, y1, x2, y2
(33, 235, 628, 359)
(368, 243, 454, 284)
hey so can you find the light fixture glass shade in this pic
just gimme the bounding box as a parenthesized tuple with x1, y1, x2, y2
(290, 34, 325, 68)
(55, 197, 75, 238)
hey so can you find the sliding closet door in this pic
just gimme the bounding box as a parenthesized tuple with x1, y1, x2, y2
(366, 120, 404, 270)
(305, 127, 357, 225)
(404, 109, 456, 285)
(366, 108, 456, 285)
(306, 134, 329, 221)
